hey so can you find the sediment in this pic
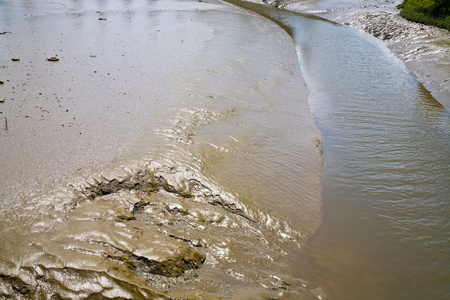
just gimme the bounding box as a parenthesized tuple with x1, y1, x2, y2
(0, 0, 323, 298)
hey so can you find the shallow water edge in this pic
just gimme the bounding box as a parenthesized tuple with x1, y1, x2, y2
(0, 0, 323, 298)
(228, 1, 449, 299)
(246, 0, 450, 109)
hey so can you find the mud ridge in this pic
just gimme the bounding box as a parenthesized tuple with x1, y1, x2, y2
(71, 166, 255, 222)
(0, 161, 305, 298)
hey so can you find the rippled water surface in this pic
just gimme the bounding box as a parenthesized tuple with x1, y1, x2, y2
(1, 0, 448, 298)
(231, 1, 450, 298)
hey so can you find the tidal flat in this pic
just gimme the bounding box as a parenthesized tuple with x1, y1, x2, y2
(0, 0, 323, 298)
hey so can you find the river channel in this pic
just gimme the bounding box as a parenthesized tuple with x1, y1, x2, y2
(0, 0, 448, 299)
(230, 1, 450, 299)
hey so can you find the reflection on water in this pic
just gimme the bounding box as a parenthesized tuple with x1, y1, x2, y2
(231, 1, 450, 298)
(302, 24, 450, 298)
(1, 0, 448, 297)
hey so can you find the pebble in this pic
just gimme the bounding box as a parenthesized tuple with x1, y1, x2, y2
(0, 99, 5, 103)
(11, 58, 20, 62)
(47, 56, 59, 62)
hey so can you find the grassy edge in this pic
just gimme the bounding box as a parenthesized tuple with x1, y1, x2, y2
(397, 0, 450, 30)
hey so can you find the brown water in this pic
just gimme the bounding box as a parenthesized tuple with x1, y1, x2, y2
(1, 0, 448, 298)
(228, 1, 450, 298)
(0, 0, 323, 298)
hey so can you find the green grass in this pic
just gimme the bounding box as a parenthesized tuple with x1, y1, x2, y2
(397, 0, 450, 30)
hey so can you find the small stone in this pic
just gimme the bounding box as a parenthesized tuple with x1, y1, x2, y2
(99, 18, 107, 20)
(0, 81, 3, 84)
(47, 56, 59, 62)
(11, 58, 20, 62)
(0, 99, 5, 103)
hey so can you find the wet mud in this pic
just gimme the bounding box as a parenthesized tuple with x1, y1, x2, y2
(0, 165, 288, 298)
(0, 0, 323, 298)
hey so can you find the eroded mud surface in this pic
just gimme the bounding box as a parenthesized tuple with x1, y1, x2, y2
(1, 164, 302, 298)
(0, 0, 323, 298)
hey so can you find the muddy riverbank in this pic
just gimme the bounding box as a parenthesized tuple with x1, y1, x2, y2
(0, 0, 323, 298)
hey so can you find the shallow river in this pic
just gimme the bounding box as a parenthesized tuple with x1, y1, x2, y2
(0, 0, 448, 299)
(230, 1, 450, 299)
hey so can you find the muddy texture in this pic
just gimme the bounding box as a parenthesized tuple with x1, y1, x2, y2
(0, 0, 323, 298)
(0, 162, 320, 299)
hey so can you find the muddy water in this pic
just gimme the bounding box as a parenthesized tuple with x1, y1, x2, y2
(230, 1, 449, 299)
(0, 0, 323, 298)
(275, 0, 450, 109)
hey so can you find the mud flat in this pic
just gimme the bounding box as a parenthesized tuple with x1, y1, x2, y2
(0, 0, 322, 298)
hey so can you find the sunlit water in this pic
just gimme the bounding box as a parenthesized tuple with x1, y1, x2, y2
(231, 1, 450, 298)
